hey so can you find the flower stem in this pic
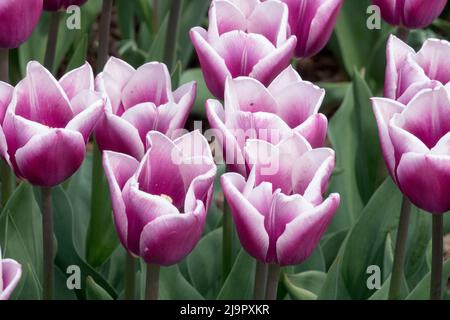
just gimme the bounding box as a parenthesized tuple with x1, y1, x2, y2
(152, 0, 160, 33)
(396, 27, 410, 42)
(265, 264, 280, 300)
(388, 196, 411, 300)
(145, 264, 160, 300)
(0, 49, 15, 209)
(163, 0, 182, 71)
(44, 11, 61, 71)
(124, 252, 136, 300)
(430, 214, 443, 300)
(96, 0, 114, 72)
(222, 199, 232, 283)
(253, 261, 268, 300)
(41, 187, 54, 300)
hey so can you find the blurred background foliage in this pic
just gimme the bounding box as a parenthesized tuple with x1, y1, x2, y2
(1, 0, 450, 300)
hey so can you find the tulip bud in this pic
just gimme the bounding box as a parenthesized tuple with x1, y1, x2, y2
(372, 85, 450, 214)
(95, 57, 197, 160)
(206, 66, 327, 176)
(373, 0, 447, 29)
(103, 131, 217, 265)
(43, 0, 88, 11)
(221, 133, 339, 265)
(0, 0, 43, 49)
(0, 248, 22, 300)
(1, 61, 104, 187)
(190, 0, 296, 99)
(281, 0, 343, 58)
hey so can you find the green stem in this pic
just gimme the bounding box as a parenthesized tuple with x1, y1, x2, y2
(124, 252, 136, 300)
(163, 0, 182, 71)
(96, 0, 114, 71)
(41, 187, 54, 300)
(430, 214, 443, 300)
(44, 11, 61, 71)
(145, 264, 160, 300)
(0, 48, 9, 81)
(253, 261, 268, 300)
(388, 196, 411, 300)
(265, 264, 280, 300)
(396, 26, 410, 42)
(153, 0, 160, 33)
(222, 199, 232, 283)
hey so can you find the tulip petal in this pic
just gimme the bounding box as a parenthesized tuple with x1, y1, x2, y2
(70, 90, 104, 115)
(208, 0, 247, 38)
(276, 193, 340, 266)
(15, 129, 85, 186)
(397, 153, 450, 214)
(66, 97, 104, 142)
(221, 172, 270, 262)
(59, 62, 94, 100)
(206, 99, 247, 175)
(103, 151, 139, 249)
(384, 35, 415, 99)
(122, 62, 172, 109)
(0, 259, 22, 300)
(250, 36, 297, 86)
(121, 103, 158, 144)
(95, 112, 145, 160)
(294, 113, 328, 148)
(14, 61, 73, 128)
(190, 27, 231, 99)
(415, 38, 450, 85)
(397, 80, 441, 105)
(125, 185, 180, 255)
(403, 0, 447, 29)
(0, 82, 13, 124)
(139, 201, 205, 266)
(268, 65, 302, 92)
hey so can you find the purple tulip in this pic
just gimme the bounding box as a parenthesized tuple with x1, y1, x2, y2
(221, 132, 339, 265)
(0, 61, 104, 187)
(0, 249, 22, 300)
(190, 0, 297, 99)
(103, 131, 216, 265)
(373, 0, 447, 29)
(43, 0, 88, 11)
(385, 35, 450, 103)
(281, 0, 343, 58)
(372, 85, 450, 214)
(206, 66, 327, 176)
(0, 0, 43, 49)
(95, 57, 197, 160)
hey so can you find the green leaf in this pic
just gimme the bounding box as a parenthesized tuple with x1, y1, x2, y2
(187, 228, 222, 298)
(291, 246, 326, 273)
(66, 33, 89, 72)
(86, 276, 114, 300)
(147, 14, 169, 62)
(0, 183, 42, 300)
(51, 186, 118, 299)
(322, 229, 348, 270)
(317, 82, 351, 114)
(406, 258, 450, 300)
(284, 271, 327, 300)
(317, 257, 351, 299)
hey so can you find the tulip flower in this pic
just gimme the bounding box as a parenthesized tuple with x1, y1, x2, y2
(0, 0, 43, 49)
(372, 0, 447, 29)
(95, 57, 197, 160)
(281, 0, 343, 58)
(190, 0, 296, 99)
(43, 0, 88, 11)
(385, 35, 450, 103)
(1, 61, 104, 187)
(103, 131, 216, 266)
(221, 132, 339, 266)
(0, 249, 22, 300)
(206, 66, 327, 176)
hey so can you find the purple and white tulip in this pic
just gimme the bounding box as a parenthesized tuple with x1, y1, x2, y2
(372, 85, 450, 214)
(0, 249, 22, 300)
(221, 132, 339, 265)
(103, 131, 216, 266)
(95, 57, 197, 160)
(0, 0, 43, 49)
(373, 0, 447, 29)
(206, 66, 327, 176)
(190, 0, 296, 99)
(0, 61, 104, 187)
(385, 35, 450, 103)
(281, 0, 343, 58)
